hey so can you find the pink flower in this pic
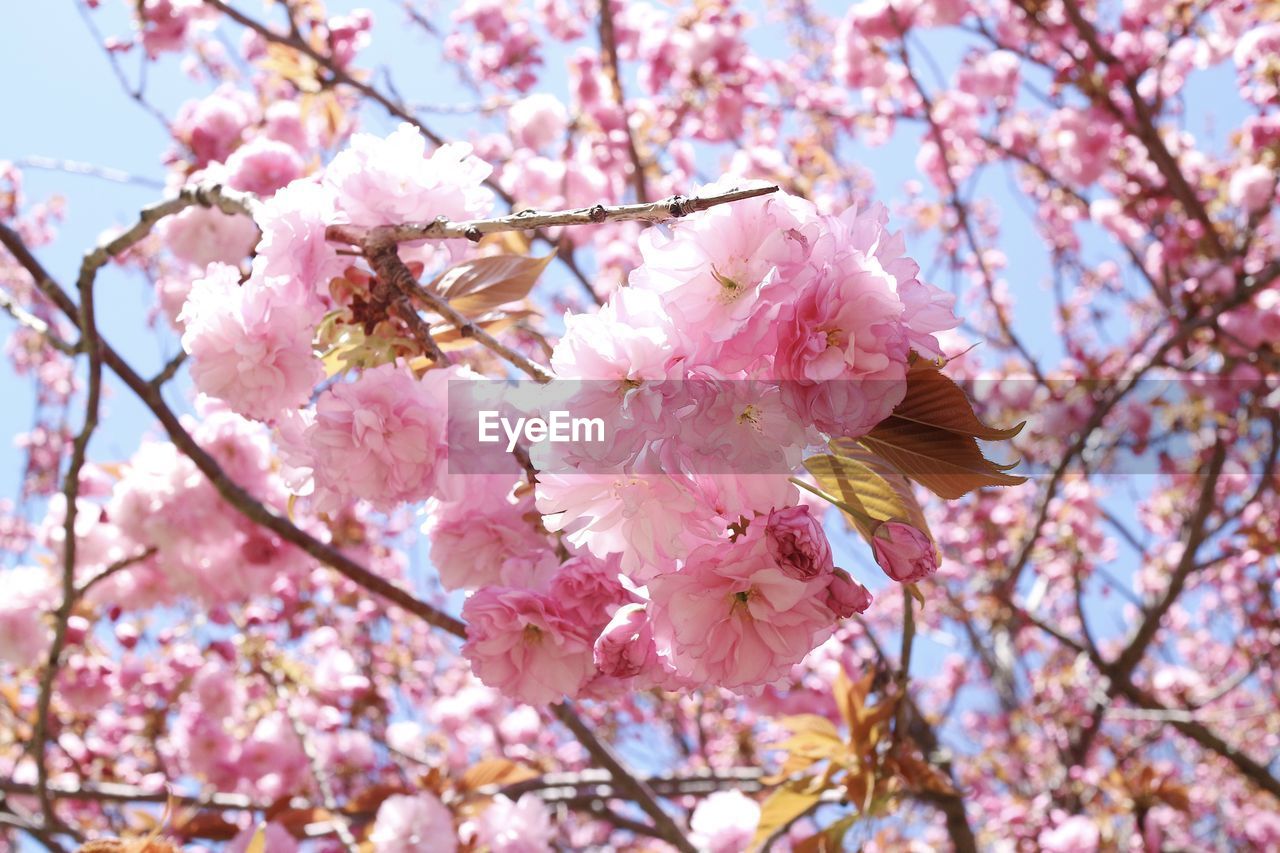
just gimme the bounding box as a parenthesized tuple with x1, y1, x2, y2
(159, 205, 259, 268)
(423, 475, 554, 591)
(370, 793, 457, 853)
(648, 527, 836, 690)
(549, 552, 629, 630)
(871, 522, 938, 584)
(225, 137, 305, 197)
(173, 85, 257, 166)
(474, 793, 555, 852)
(956, 49, 1020, 102)
(301, 364, 457, 511)
(508, 93, 568, 151)
(179, 264, 323, 422)
(774, 204, 919, 437)
(535, 470, 718, 578)
(823, 568, 873, 618)
(324, 124, 494, 226)
(550, 286, 681, 382)
(593, 603, 660, 679)
(0, 565, 57, 669)
(251, 179, 345, 301)
(461, 586, 596, 704)
(764, 505, 833, 581)
(632, 179, 816, 371)
(689, 790, 760, 853)
(1228, 163, 1275, 213)
(1038, 815, 1100, 853)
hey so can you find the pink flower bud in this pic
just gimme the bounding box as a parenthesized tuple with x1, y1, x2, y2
(871, 522, 938, 584)
(823, 568, 873, 618)
(593, 604, 658, 679)
(764, 505, 833, 581)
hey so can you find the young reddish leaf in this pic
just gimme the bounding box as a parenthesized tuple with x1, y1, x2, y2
(843, 422, 1026, 500)
(838, 358, 1028, 499)
(425, 254, 553, 315)
(893, 357, 1025, 441)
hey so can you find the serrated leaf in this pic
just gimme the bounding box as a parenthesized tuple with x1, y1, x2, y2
(848, 424, 1027, 499)
(751, 778, 824, 850)
(894, 358, 1025, 440)
(426, 254, 552, 315)
(841, 359, 1027, 499)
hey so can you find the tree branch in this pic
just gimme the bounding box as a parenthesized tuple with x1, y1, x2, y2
(325, 184, 779, 247)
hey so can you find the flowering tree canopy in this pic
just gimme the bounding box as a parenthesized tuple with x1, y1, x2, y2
(2, 0, 1279, 851)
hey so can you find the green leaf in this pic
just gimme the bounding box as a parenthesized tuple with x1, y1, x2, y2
(802, 452, 926, 543)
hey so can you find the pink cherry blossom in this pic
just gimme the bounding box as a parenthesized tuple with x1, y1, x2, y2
(370, 792, 457, 853)
(648, 523, 837, 690)
(224, 137, 305, 197)
(593, 603, 660, 679)
(179, 263, 323, 422)
(632, 179, 816, 371)
(0, 565, 57, 669)
(1228, 163, 1275, 213)
(689, 790, 760, 853)
(298, 363, 459, 512)
(424, 475, 555, 591)
(823, 568, 874, 618)
(763, 505, 834, 581)
(474, 793, 556, 852)
(508, 93, 568, 151)
(159, 204, 259, 268)
(324, 123, 494, 226)
(461, 586, 596, 705)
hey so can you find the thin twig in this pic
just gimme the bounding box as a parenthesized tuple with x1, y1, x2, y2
(374, 242, 551, 382)
(597, 0, 649, 203)
(325, 185, 779, 247)
(550, 702, 697, 853)
(14, 156, 165, 190)
(0, 288, 75, 354)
